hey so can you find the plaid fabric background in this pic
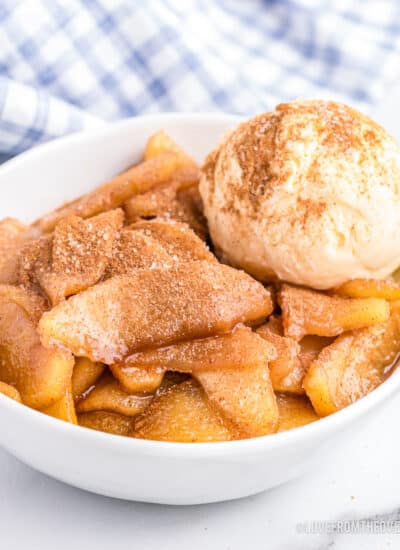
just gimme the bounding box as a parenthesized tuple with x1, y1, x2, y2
(1, 0, 400, 157)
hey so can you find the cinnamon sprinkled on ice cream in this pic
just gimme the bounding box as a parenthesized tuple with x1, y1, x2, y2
(200, 100, 400, 289)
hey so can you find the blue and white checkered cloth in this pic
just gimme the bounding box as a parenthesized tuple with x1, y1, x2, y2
(1, 0, 400, 158)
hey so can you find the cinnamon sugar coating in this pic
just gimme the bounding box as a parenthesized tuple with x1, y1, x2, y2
(20, 216, 214, 304)
(39, 261, 273, 363)
(129, 220, 215, 263)
(106, 220, 215, 276)
(19, 209, 123, 304)
(124, 181, 207, 239)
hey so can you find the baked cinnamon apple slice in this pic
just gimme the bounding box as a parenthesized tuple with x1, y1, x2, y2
(0, 285, 74, 408)
(39, 262, 273, 363)
(303, 301, 400, 416)
(133, 379, 233, 443)
(279, 284, 390, 340)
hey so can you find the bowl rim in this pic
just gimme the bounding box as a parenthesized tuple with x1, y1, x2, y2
(0, 111, 399, 457)
(0, 112, 241, 176)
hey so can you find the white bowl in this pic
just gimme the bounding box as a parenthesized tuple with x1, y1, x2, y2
(0, 113, 399, 505)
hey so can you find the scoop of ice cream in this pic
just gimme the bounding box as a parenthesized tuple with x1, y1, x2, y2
(200, 100, 400, 289)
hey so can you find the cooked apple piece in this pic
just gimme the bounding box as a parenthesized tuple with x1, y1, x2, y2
(276, 393, 319, 432)
(106, 228, 175, 276)
(299, 335, 333, 369)
(257, 316, 304, 394)
(76, 373, 153, 417)
(124, 183, 206, 239)
(156, 372, 191, 394)
(279, 284, 390, 340)
(0, 218, 33, 284)
(303, 302, 400, 416)
(174, 186, 207, 239)
(110, 363, 165, 393)
(130, 220, 215, 263)
(114, 326, 275, 373)
(256, 316, 331, 394)
(111, 327, 275, 392)
(17, 234, 52, 290)
(78, 411, 134, 436)
(19, 210, 123, 305)
(124, 182, 178, 221)
(144, 130, 196, 168)
(39, 262, 273, 363)
(195, 363, 278, 438)
(71, 357, 105, 403)
(392, 268, 400, 283)
(0, 285, 74, 409)
(106, 221, 214, 278)
(0, 284, 47, 321)
(336, 278, 400, 300)
(143, 131, 200, 190)
(133, 379, 232, 442)
(35, 152, 198, 232)
(0, 381, 22, 403)
(42, 382, 77, 424)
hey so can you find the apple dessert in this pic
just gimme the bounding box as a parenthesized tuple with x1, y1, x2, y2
(1, 100, 400, 442)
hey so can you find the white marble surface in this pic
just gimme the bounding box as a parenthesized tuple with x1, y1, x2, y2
(1, 91, 400, 549)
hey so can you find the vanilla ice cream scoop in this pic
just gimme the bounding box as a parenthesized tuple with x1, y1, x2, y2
(200, 100, 400, 289)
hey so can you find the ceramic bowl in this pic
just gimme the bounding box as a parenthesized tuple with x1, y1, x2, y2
(0, 113, 399, 505)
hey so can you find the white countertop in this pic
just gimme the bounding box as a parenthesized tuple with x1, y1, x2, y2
(1, 91, 400, 549)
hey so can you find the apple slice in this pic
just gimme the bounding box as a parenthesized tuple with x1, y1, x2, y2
(105, 228, 174, 277)
(257, 316, 331, 394)
(124, 184, 206, 239)
(0, 381, 22, 403)
(78, 411, 134, 436)
(76, 373, 153, 417)
(174, 186, 207, 239)
(113, 327, 275, 373)
(276, 393, 319, 432)
(129, 220, 215, 263)
(19, 210, 123, 305)
(111, 327, 275, 393)
(39, 262, 273, 363)
(42, 382, 77, 424)
(144, 130, 197, 168)
(110, 363, 165, 394)
(125, 182, 178, 222)
(71, 357, 105, 403)
(133, 379, 232, 442)
(106, 219, 214, 278)
(0, 218, 33, 285)
(279, 284, 390, 340)
(303, 302, 400, 416)
(0, 285, 74, 409)
(336, 278, 400, 300)
(195, 362, 278, 438)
